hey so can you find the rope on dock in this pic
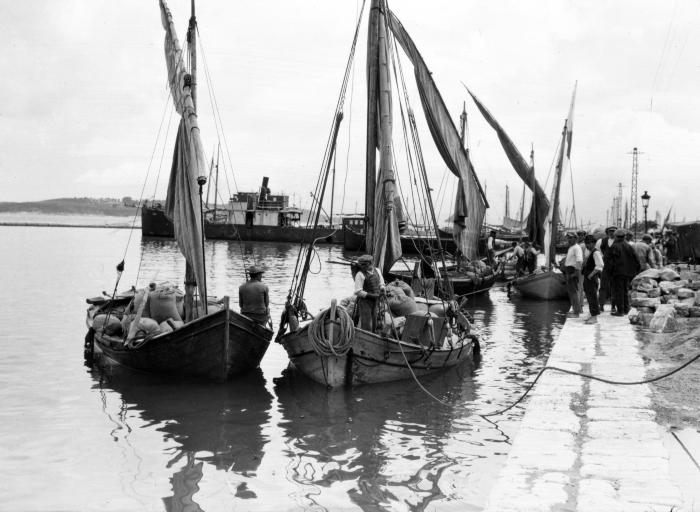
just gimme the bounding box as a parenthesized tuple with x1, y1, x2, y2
(480, 350, 700, 417)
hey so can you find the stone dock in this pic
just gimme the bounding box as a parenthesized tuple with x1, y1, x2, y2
(483, 314, 689, 512)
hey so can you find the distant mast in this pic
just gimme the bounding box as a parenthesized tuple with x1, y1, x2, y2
(188, 0, 197, 110)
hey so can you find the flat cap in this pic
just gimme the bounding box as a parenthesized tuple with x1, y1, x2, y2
(565, 231, 577, 238)
(642, 234, 652, 241)
(248, 265, 265, 275)
(614, 229, 626, 237)
(584, 234, 596, 244)
(357, 254, 373, 265)
(606, 226, 618, 232)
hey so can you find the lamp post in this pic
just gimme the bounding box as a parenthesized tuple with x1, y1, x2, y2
(641, 190, 650, 234)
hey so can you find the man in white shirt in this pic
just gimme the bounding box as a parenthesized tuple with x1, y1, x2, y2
(561, 231, 583, 317)
(486, 230, 496, 266)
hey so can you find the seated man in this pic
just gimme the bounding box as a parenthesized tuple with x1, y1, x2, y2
(239, 265, 270, 326)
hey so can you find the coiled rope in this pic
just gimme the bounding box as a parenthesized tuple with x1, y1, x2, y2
(308, 304, 355, 357)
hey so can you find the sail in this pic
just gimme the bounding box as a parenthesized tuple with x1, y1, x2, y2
(387, 11, 487, 261)
(467, 89, 550, 247)
(543, 84, 577, 264)
(369, 0, 402, 274)
(160, 0, 207, 298)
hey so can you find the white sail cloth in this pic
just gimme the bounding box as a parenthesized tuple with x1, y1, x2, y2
(388, 11, 487, 261)
(160, 0, 207, 297)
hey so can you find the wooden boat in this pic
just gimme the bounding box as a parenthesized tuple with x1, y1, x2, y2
(86, 296, 270, 381)
(513, 85, 577, 300)
(276, 0, 484, 387)
(512, 270, 567, 299)
(84, 0, 272, 380)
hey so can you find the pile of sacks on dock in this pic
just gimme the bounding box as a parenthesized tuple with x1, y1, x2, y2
(627, 267, 700, 332)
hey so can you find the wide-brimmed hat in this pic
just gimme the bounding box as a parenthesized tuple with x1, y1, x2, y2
(248, 265, 265, 275)
(357, 254, 373, 265)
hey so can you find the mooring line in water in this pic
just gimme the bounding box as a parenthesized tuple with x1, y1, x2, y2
(480, 350, 700, 418)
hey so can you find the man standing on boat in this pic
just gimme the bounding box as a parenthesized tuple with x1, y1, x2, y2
(605, 229, 641, 316)
(239, 265, 270, 326)
(596, 226, 617, 312)
(582, 235, 604, 324)
(486, 230, 496, 266)
(561, 232, 583, 317)
(354, 254, 386, 332)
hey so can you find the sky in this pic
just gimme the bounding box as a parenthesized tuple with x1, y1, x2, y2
(2, 0, 699, 228)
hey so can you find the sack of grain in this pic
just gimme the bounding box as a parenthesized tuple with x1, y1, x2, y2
(148, 287, 183, 323)
(92, 314, 122, 336)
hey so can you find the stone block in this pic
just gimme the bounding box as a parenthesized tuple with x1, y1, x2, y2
(676, 287, 694, 299)
(695, 290, 700, 306)
(627, 308, 640, 324)
(659, 281, 681, 295)
(687, 280, 700, 290)
(673, 302, 690, 317)
(659, 268, 681, 281)
(630, 297, 660, 309)
(649, 313, 678, 333)
(689, 306, 700, 318)
(638, 306, 655, 314)
(646, 287, 661, 298)
(630, 290, 647, 300)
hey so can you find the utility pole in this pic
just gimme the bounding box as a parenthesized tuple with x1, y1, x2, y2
(629, 147, 640, 239)
(616, 183, 623, 228)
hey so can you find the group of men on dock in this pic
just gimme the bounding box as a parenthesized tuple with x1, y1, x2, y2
(561, 226, 675, 323)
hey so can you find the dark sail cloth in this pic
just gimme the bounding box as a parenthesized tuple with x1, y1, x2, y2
(604, 239, 640, 315)
(356, 268, 382, 332)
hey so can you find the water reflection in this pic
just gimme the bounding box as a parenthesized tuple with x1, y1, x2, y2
(274, 363, 479, 511)
(91, 366, 273, 506)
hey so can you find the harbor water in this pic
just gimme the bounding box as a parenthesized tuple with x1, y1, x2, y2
(0, 223, 568, 511)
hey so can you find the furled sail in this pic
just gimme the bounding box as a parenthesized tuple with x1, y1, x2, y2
(387, 11, 488, 261)
(543, 84, 577, 264)
(160, 0, 207, 299)
(467, 89, 550, 247)
(368, 0, 402, 274)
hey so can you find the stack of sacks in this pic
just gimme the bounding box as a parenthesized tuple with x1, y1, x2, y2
(121, 283, 186, 338)
(627, 267, 700, 332)
(386, 281, 419, 317)
(461, 260, 495, 281)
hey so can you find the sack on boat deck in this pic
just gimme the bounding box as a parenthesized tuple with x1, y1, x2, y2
(93, 314, 122, 336)
(339, 296, 356, 316)
(388, 279, 414, 297)
(158, 320, 174, 334)
(389, 294, 419, 316)
(136, 317, 160, 337)
(148, 287, 183, 323)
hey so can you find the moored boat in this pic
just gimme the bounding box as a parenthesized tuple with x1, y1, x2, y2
(84, 0, 272, 381)
(276, 0, 482, 387)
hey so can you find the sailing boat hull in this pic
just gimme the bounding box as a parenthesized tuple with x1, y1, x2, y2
(87, 305, 272, 382)
(343, 225, 457, 254)
(277, 322, 475, 387)
(514, 270, 568, 300)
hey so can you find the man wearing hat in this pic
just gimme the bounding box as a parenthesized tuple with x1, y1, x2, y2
(560, 231, 583, 317)
(354, 254, 385, 332)
(596, 226, 617, 311)
(604, 229, 640, 316)
(633, 233, 655, 271)
(239, 265, 270, 326)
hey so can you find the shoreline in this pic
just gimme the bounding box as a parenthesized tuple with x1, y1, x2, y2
(0, 222, 136, 229)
